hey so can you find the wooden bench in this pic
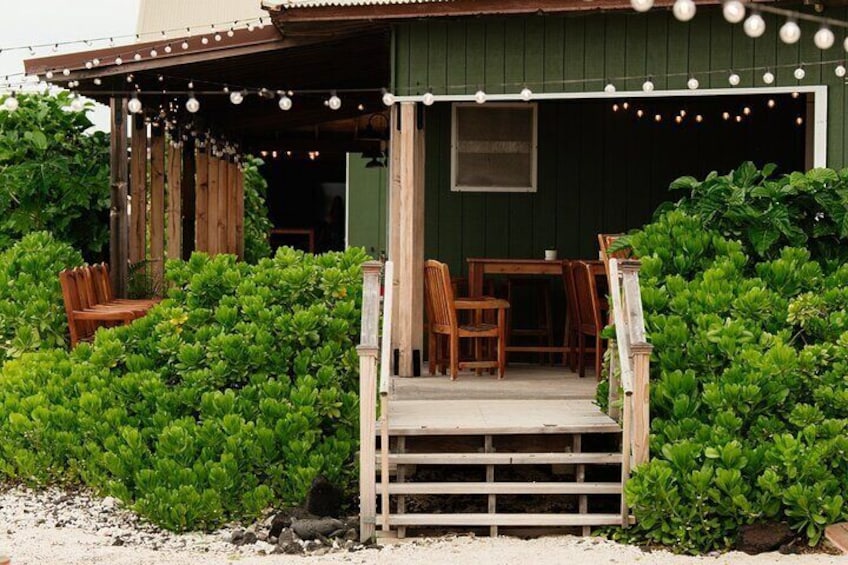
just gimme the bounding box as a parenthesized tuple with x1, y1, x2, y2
(59, 264, 161, 347)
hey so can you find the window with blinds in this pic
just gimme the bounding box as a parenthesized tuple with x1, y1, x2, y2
(451, 103, 538, 192)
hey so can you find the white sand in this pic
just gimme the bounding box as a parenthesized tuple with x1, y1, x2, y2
(1, 487, 845, 565)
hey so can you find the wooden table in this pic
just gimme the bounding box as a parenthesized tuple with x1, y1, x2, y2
(467, 258, 568, 356)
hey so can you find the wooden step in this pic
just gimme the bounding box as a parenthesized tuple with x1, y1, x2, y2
(377, 452, 622, 465)
(384, 481, 622, 495)
(387, 513, 628, 527)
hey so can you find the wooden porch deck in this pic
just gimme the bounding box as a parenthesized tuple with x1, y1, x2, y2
(386, 365, 618, 435)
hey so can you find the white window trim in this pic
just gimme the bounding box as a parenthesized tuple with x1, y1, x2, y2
(451, 102, 539, 192)
(403, 85, 827, 168)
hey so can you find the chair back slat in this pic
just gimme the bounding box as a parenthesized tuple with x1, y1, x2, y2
(59, 270, 82, 346)
(573, 260, 603, 331)
(424, 260, 457, 330)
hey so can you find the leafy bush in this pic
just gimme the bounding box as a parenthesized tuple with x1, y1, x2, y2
(0, 92, 110, 259)
(665, 162, 848, 263)
(242, 157, 272, 264)
(0, 247, 368, 531)
(611, 210, 848, 553)
(0, 232, 83, 364)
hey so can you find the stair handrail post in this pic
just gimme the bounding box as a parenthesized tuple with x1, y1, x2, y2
(378, 260, 395, 532)
(357, 260, 383, 543)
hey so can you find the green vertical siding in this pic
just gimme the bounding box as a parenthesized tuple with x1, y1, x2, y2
(346, 154, 387, 257)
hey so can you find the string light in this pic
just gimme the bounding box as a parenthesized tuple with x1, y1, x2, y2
(814, 26, 835, 50)
(796, 116, 804, 125)
(779, 19, 802, 44)
(723, 112, 730, 120)
(133, 53, 141, 61)
(767, 98, 776, 108)
(744, 13, 766, 38)
(631, 0, 653, 13)
(186, 94, 199, 113)
(695, 114, 703, 123)
(722, 0, 745, 24)
(642, 79, 655, 92)
(762, 70, 775, 84)
(2, 93, 18, 112)
(423, 90, 437, 105)
(654, 113, 662, 122)
(794, 66, 806, 80)
(672, 0, 696, 22)
(604, 82, 616, 93)
(327, 93, 342, 110)
(636, 109, 644, 118)
(836, 64, 847, 77)
(474, 90, 486, 104)
(382, 90, 395, 106)
(687, 77, 699, 90)
(519, 87, 533, 101)
(743, 106, 751, 115)
(278, 94, 292, 110)
(128, 94, 142, 114)
(728, 72, 741, 86)
(229, 90, 244, 104)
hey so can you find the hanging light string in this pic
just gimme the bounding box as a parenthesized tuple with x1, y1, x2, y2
(0, 15, 271, 57)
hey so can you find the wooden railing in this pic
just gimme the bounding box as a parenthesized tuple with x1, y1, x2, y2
(357, 260, 394, 543)
(607, 258, 653, 527)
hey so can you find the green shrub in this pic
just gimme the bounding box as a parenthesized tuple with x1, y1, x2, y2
(611, 210, 848, 553)
(0, 232, 83, 364)
(242, 157, 272, 264)
(0, 92, 110, 259)
(0, 247, 369, 531)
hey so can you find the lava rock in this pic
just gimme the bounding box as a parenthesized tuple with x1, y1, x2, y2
(291, 518, 345, 540)
(242, 531, 258, 545)
(229, 529, 245, 545)
(268, 513, 291, 539)
(344, 528, 358, 541)
(304, 476, 343, 518)
(276, 528, 302, 555)
(737, 522, 794, 554)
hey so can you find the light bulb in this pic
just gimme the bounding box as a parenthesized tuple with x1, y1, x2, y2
(3, 95, 19, 112)
(164, 45, 172, 53)
(115, 57, 123, 65)
(722, 111, 730, 120)
(836, 65, 847, 78)
(382, 91, 395, 106)
(762, 70, 775, 84)
(85, 61, 93, 69)
(150, 49, 158, 57)
(70, 96, 84, 112)
(743, 14, 765, 38)
(62, 68, 70, 76)
(45, 71, 54, 79)
(134, 53, 142, 61)
(779, 20, 801, 44)
(844, 37, 848, 52)
(474, 90, 487, 104)
(722, 0, 745, 24)
(672, 0, 696, 21)
(796, 116, 804, 126)
(612, 104, 619, 112)
(229, 91, 244, 105)
(767, 99, 776, 108)
(794, 67, 806, 80)
(214, 33, 222, 42)
(743, 106, 751, 115)
(186, 95, 200, 113)
(128, 96, 142, 114)
(728, 72, 741, 86)
(814, 26, 835, 50)
(278, 95, 292, 111)
(423, 91, 436, 105)
(604, 83, 616, 93)
(92, 58, 100, 66)
(636, 109, 644, 118)
(675, 115, 683, 124)
(227, 30, 235, 37)
(630, 0, 653, 13)
(687, 77, 699, 90)
(181, 41, 189, 50)
(654, 114, 662, 122)
(519, 87, 533, 101)
(642, 79, 654, 92)
(736, 115, 742, 123)
(201, 37, 209, 45)
(695, 114, 703, 123)
(93, 78, 102, 86)
(328, 94, 342, 110)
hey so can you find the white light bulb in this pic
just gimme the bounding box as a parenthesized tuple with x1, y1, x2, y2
(722, 0, 745, 24)
(93, 78, 102, 86)
(45, 71, 54, 79)
(278, 95, 292, 111)
(128, 97, 142, 114)
(201, 37, 209, 45)
(423, 91, 436, 105)
(85, 61, 93, 69)
(150, 49, 158, 57)
(794, 67, 806, 80)
(743, 14, 766, 38)
(604, 83, 616, 93)
(229, 91, 243, 105)
(164, 45, 172, 53)
(70, 96, 84, 112)
(474, 90, 487, 104)
(115, 57, 123, 65)
(728, 72, 741, 86)
(62, 68, 70, 76)
(519, 87, 533, 101)
(642, 79, 654, 92)
(687, 77, 699, 90)
(630, 0, 653, 13)
(672, 0, 696, 22)
(814, 26, 835, 50)
(844, 37, 848, 52)
(779, 20, 801, 44)
(186, 95, 200, 113)
(214, 33, 222, 42)
(382, 91, 395, 106)
(762, 70, 775, 84)
(328, 95, 342, 110)
(227, 30, 235, 37)
(181, 41, 189, 50)
(836, 65, 847, 78)
(3, 96, 19, 112)
(134, 53, 142, 61)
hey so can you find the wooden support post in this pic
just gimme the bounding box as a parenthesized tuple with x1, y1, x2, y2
(608, 340, 621, 421)
(235, 164, 245, 260)
(358, 261, 383, 544)
(631, 344, 652, 466)
(149, 125, 165, 288)
(395, 102, 425, 377)
(208, 154, 219, 255)
(217, 156, 228, 255)
(388, 104, 401, 371)
(109, 98, 129, 298)
(195, 146, 209, 253)
(166, 141, 182, 260)
(226, 159, 238, 256)
(621, 393, 632, 527)
(181, 140, 196, 260)
(129, 114, 147, 265)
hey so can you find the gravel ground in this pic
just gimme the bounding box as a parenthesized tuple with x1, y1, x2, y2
(1, 486, 845, 565)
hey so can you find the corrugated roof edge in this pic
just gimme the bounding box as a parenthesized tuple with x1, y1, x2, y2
(262, 0, 452, 9)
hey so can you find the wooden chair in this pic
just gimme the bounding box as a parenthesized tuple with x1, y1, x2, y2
(572, 260, 607, 380)
(424, 260, 510, 380)
(598, 233, 631, 285)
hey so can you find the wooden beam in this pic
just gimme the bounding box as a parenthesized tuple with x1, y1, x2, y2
(217, 156, 229, 255)
(208, 154, 220, 255)
(109, 98, 129, 298)
(388, 104, 401, 364)
(226, 159, 238, 255)
(129, 114, 147, 265)
(235, 164, 245, 260)
(395, 102, 425, 377)
(166, 140, 182, 260)
(149, 125, 165, 287)
(181, 140, 196, 260)
(195, 146, 209, 253)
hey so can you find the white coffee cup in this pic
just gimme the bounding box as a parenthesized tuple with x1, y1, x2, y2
(544, 249, 557, 261)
